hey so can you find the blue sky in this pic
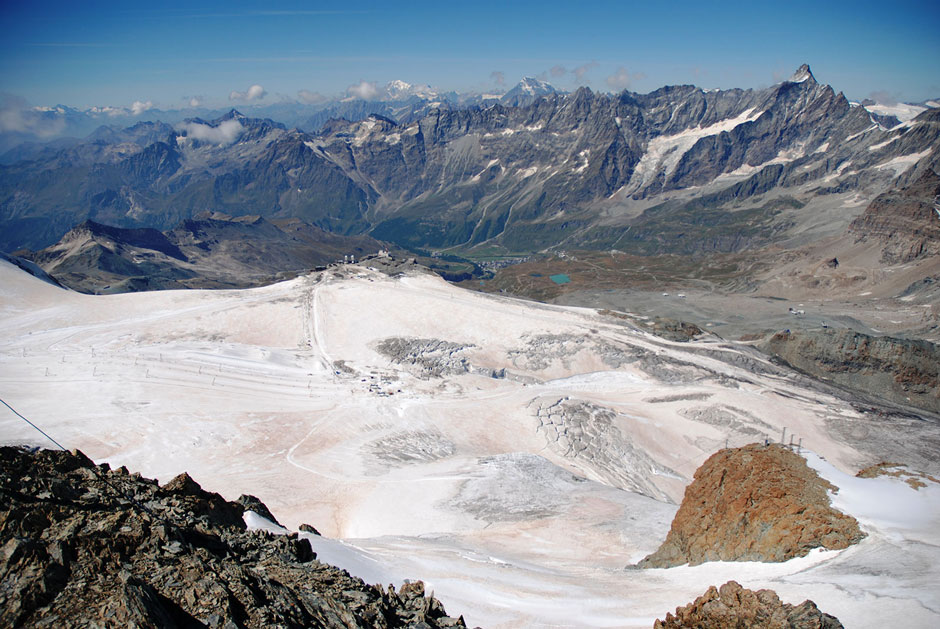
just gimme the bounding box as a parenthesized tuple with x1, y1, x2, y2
(1, 0, 938, 109)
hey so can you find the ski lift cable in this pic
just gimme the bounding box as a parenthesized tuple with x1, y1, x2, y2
(0, 396, 67, 451)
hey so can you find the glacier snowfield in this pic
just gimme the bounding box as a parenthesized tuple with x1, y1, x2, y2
(2, 259, 938, 628)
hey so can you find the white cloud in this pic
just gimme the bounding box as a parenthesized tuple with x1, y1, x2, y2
(189, 96, 202, 107)
(86, 105, 121, 117)
(573, 61, 598, 82)
(298, 89, 327, 104)
(490, 71, 506, 87)
(606, 66, 643, 91)
(177, 119, 244, 145)
(345, 80, 378, 100)
(550, 65, 567, 78)
(229, 84, 267, 102)
(131, 100, 154, 115)
(869, 90, 900, 106)
(0, 94, 66, 138)
(606, 67, 630, 90)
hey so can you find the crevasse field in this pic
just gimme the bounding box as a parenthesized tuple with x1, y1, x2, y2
(1, 258, 938, 628)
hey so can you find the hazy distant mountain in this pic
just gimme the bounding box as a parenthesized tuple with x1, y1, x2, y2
(0, 102, 203, 157)
(2, 65, 938, 261)
(499, 77, 560, 107)
(0, 79, 485, 156)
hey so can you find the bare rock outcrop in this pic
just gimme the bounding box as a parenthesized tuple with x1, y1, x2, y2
(654, 580, 844, 628)
(638, 444, 864, 568)
(375, 337, 477, 377)
(761, 329, 940, 414)
(856, 461, 940, 490)
(848, 169, 940, 264)
(0, 446, 466, 628)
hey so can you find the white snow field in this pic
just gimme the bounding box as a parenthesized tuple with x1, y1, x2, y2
(1, 258, 938, 628)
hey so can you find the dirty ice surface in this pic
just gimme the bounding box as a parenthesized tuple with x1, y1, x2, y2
(1, 258, 939, 628)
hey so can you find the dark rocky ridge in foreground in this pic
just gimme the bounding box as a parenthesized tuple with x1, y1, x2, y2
(639, 444, 864, 568)
(654, 580, 843, 629)
(0, 446, 467, 628)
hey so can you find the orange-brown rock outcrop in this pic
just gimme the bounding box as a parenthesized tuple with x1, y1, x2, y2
(639, 444, 864, 568)
(856, 461, 940, 490)
(654, 580, 844, 628)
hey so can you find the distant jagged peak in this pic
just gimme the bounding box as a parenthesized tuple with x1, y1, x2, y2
(384, 79, 437, 100)
(386, 79, 413, 92)
(180, 109, 246, 129)
(499, 77, 560, 106)
(788, 63, 816, 84)
(512, 76, 557, 95)
(201, 109, 283, 130)
(181, 109, 285, 135)
(218, 108, 247, 122)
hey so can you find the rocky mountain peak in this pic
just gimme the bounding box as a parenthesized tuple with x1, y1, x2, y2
(500, 77, 559, 106)
(385, 79, 437, 100)
(518, 77, 554, 94)
(789, 63, 816, 84)
(69, 219, 109, 237)
(218, 108, 247, 121)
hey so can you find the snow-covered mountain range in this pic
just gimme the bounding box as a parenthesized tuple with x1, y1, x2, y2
(2, 66, 937, 263)
(0, 77, 521, 157)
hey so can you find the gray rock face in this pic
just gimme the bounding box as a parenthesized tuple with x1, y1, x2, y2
(848, 168, 940, 263)
(0, 446, 467, 628)
(761, 328, 940, 414)
(374, 337, 477, 377)
(2, 66, 938, 257)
